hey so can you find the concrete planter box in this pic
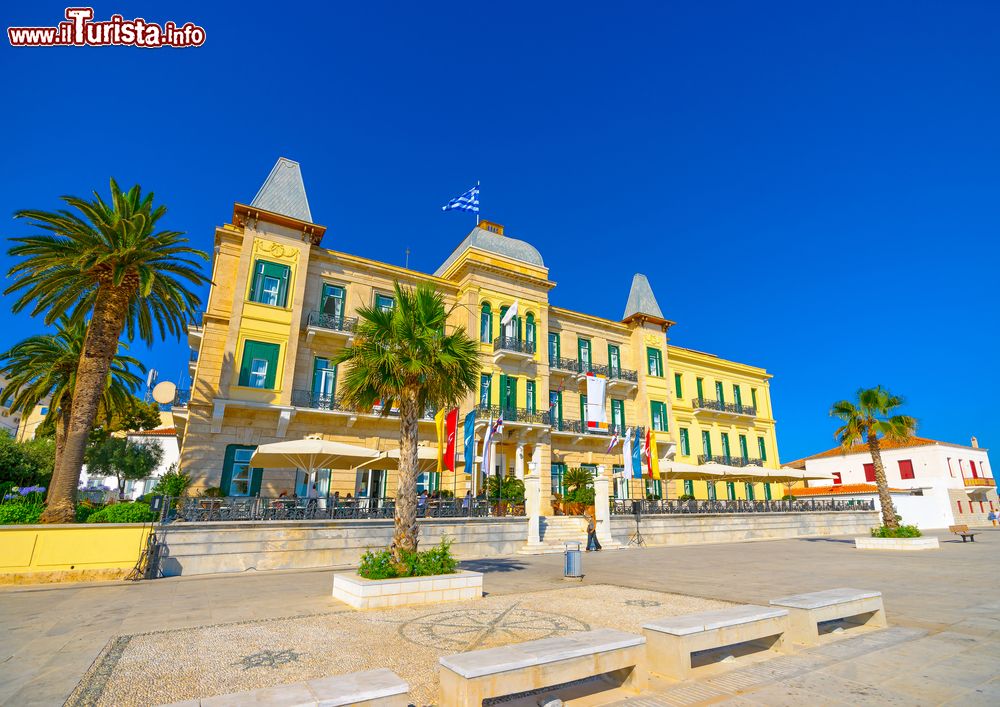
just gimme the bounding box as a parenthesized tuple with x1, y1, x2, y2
(332, 570, 483, 609)
(855, 536, 940, 551)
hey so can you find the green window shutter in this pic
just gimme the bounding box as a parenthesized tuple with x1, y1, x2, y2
(733, 385, 742, 407)
(679, 428, 690, 456)
(220, 444, 237, 494)
(608, 345, 620, 376)
(499, 374, 508, 409)
(683, 479, 694, 496)
(727, 481, 736, 500)
(580, 394, 587, 424)
(249, 468, 263, 496)
(674, 373, 683, 399)
(250, 260, 291, 307)
(526, 381, 536, 413)
(715, 381, 725, 404)
(721, 433, 731, 459)
(739, 434, 749, 460)
(510, 376, 518, 410)
(578, 339, 591, 371)
(696, 377, 704, 400)
(751, 388, 758, 409)
(758, 436, 767, 461)
(321, 284, 345, 321)
(239, 341, 280, 389)
(707, 481, 717, 500)
(480, 304, 492, 343)
(647, 348, 662, 377)
(548, 332, 560, 362)
(480, 373, 492, 407)
(764, 483, 772, 500)
(746, 483, 755, 501)
(375, 293, 394, 311)
(702, 431, 712, 458)
(526, 314, 535, 348)
(611, 399, 625, 430)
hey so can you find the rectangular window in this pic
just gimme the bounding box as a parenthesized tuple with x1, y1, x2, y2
(739, 434, 749, 461)
(499, 374, 517, 412)
(647, 348, 663, 377)
(832, 472, 842, 485)
(715, 381, 725, 404)
(683, 479, 694, 496)
(645, 479, 663, 500)
(764, 483, 772, 501)
(745, 482, 755, 501)
(249, 260, 290, 307)
(238, 340, 280, 389)
(726, 481, 736, 500)
(751, 388, 758, 409)
(480, 305, 492, 343)
(479, 373, 492, 407)
(526, 380, 536, 413)
(696, 377, 704, 401)
(320, 283, 345, 322)
(757, 436, 767, 461)
(702, 430, 713, 458)
(674, 373, 683, 399)
(578, 338, 592, 372)
(898, 459, 915, 480)
(549, 391, 563, 427)
(864, 463, 876, 483)
(608, 345, 621, 377)
(312, 357, 336, 397)
(222, 445, 261, 497)
(707, 481, 717, 500)
(650, 401, 667, 431)
(733, 385, 742, 408)
(551, 462, 567, 496)
(613, 466, 628, 499)
(721, 432, 731, 461)
(679, 428, 690, 456)
(580, 394, 588, 425)
(548, 332, 560, 364)
(611, 399, 625, 431)
(375, 293, 394, 312)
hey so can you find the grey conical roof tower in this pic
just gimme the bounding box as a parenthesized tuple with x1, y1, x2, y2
(251, 157, 312, 222)
(622, 273, 665, 321)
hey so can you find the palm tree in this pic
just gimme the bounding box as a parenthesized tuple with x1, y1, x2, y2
(830, 386, 917, 529)
(0, 319, 144, 505)
(333, 281, 479, 565)
(5, 180, 208, 522)
(563, 467, 595, 495)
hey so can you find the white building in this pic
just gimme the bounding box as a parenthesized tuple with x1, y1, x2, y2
(79, 427, 181, 500)
(788, 436, 998, 529)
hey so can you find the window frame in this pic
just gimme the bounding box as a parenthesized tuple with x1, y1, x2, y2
(650, 401, 668, 432)
(646, 348, 663, 377)
(249, 259, 291, 308)
(480, 303, 493, 343)
(679, 428, 690, 456)
(238, 340, 281, 390)
(674, 372, 683, 399)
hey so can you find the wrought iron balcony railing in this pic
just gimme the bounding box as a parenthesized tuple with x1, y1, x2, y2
(292, 390, 345, 411)
(697, 455, 765, 467)
(547, 357, 637, 382)
(476, 404, 550, 425)
(493, 336, 535, 355)
(550, 420, 643, 438)
(307, 311, 358, 333)
(691, 398, 757, 416)
(549, 356, 581, 372)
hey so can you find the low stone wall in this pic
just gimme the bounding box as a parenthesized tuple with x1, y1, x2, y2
(0, 524, 150, 584)
(158, 517, 527, 577)
(609, 511, 878, 547)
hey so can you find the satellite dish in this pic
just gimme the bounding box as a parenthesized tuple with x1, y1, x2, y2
(146, 369, 158, 388)
(152, 381, 177, 405)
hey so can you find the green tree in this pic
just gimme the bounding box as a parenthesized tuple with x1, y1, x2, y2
(103, 397, 162, 434)
(831, 386, 917, 529)
(5, 180, 208, 522)
(0, 431, 55, 488)
(86, 437, 164, 500)
(333, 281, 479, 565)
(0, 318, 144, 502)
(563, 467, 595, 494)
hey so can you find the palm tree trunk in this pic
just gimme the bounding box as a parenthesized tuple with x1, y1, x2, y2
(44, 406, 71, 510)
(867, 433, 898, 528)
(392, 387, 421, 565)
(40, 285, 130, 523)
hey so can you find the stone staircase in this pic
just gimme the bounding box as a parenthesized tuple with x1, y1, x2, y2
(518, 515, 589, 554)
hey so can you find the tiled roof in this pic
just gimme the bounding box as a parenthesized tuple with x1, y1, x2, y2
(791, 483, 907, 497)
(786, 436, 954, 469)
(622, 273, 664, 321)
(434, 225, 545, 276)
(129, 428, 177, 437)
(250, 157, 312, 222)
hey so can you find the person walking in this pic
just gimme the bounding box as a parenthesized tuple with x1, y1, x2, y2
(988, 509, 997, 527)
(585, 509, 602, 551)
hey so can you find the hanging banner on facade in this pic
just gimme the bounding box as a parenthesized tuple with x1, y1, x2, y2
(462, 409, 476, 474)
(585, 372, 608, 430)
(444, 408, 458, 472)
(435, 409, 446, 473)
(631, 427, 643, 479)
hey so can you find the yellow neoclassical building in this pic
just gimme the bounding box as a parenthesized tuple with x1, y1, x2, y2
(175, 158, 784, 505)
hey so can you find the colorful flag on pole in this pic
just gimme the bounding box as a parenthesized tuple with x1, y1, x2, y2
(441, 183, 480, 213)
(647, 429, 661, 480)
(435, 409, 446, 472)
(500, 300, 519, 339)
(481, 414, 503, 476)
(622, 426, 633, 475)
(462, 409, 476, 474)
(631, 427, 643, 479)
(605, 429, 621, 455)
(444, 408, 458, 472)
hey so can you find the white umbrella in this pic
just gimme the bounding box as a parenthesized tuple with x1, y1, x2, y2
(249, 438, 380, 473)
(357, 445, 439, 472)
(659, 460, 727, 481)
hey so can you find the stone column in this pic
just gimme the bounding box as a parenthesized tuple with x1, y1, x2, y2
(594, 468, 617, 548)
(524, 474, 543, 547)
(515, 443, 525, 479)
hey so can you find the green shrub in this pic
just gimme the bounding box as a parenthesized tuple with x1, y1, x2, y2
(782, 494, 796, 501)
(678, 494, 696, 501)
(0, 500, 44, 524)
(564, 487, 595, 505)
(86, 501, 156, 524)
(870, 524, 922, 538)
(74, 502, 103, 523)
(201, 486, 223, 497)
(357, 538, 458, 580)
(151, 466, 190, 498)
(486, 475, 525, 503)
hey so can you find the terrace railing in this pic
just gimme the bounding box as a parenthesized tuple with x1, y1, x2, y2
(610, 498, 875, 516)
(691, 398, 757, 416)
(476, 404, 550, 426)
(493, 336, 535, 356)
(697, 455, 765, 467)
(307, 311, 358, 333)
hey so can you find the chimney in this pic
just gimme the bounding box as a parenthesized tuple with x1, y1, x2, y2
(971, 436, 979, 448)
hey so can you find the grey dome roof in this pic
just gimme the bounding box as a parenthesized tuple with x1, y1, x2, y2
(623, 273, 664, 320)
(434, 226, 544, 276)
(250, 157, 312, 222)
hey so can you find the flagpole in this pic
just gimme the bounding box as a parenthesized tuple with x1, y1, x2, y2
(476, 180, 480, 226)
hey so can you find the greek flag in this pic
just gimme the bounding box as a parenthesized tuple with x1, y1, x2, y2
(442, 183, 480, 213)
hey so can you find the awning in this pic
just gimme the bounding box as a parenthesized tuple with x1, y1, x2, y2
(357, 445, 440, 472)
(249, 438, 380, 473)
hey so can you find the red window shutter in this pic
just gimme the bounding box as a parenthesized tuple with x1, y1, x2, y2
(832, 472, 842, 485)
(863, 463, 876, 482)
(969, 460, 978, 478)
(957, 501, 963, 514)
(980, 501, 985, 513)
(898, 460, 915, 480)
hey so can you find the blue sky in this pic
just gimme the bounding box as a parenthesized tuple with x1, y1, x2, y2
(1, 1, 998, 461)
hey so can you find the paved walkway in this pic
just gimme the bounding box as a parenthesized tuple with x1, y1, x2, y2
(1, 529, 997, 705)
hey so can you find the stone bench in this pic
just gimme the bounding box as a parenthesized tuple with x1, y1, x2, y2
(642, 605, 790, 680)
(172, 668, 409, 706)
(437, 628, 646, 706)
(770, 587, 885, 646)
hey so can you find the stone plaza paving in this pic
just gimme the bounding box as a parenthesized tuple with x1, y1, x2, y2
(1, 529, 998, 706)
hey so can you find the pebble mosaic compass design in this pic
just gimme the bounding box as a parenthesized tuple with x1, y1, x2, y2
(234, 648, 302, 671)
(400, 603, 591, 651)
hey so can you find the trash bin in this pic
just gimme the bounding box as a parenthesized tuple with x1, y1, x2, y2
(563, 541, 582, 579)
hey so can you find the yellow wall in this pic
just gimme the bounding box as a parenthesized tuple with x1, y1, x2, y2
(0, 525, 149, 583)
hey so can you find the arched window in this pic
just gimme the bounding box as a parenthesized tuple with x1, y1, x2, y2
(480, 303, 492, 343)
(525, 313, 536, 350)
